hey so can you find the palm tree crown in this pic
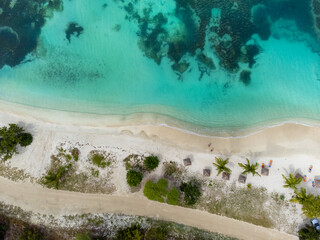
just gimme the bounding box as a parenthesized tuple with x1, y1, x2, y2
(238, 158, 260, 176)
(212, 157, 231, 176)
(282, 173, 302, 190)
(291, 188, 312, 203)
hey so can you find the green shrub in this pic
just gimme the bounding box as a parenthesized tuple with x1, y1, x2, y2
(126, 170, 143, 187)
(298, 225, 320, 240)
(145, 225, 169, 240)
(0, 223, 8, 239)
(167, 187, 180, 205)
(144, 179, 168, 203)
(18, 227, 44, 240)
(75, 233, 93, 240)
(0, 124, 24, 161)
(18, 133, 33, 147)
(292, 188, 320, 218)
(180, 180, 202, 205)
(71, 148, 80, 161)
(144, 156, 159, 171)
(163, 161, 182, 179)
(116, 224, 144, 240)
(91, 153, 107, 168)
(43, 165, 70, 189)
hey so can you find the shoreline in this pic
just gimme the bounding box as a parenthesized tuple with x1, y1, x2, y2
(0, 99, 320, 158)
(1, 99, 320, 139)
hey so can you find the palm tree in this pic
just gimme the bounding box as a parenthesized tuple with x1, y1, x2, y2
(43, 166, 67, 189)
(291, 188, 312, 203)
(212, 157, 231, 176)
(238, 158, 260, 176)
(282, 173, 302, 190)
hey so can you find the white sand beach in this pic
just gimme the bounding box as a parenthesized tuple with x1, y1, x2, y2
(0, 100, 319, 238)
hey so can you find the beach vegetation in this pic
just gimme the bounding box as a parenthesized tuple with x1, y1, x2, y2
(291, 188, 320, 218)
(143, 179, 180, 205)
(145, 225, 169, 240)
(163, 161, 183, 180)
(90, 153, 109, 169)
(282, 173, 302, 190)
(0, 223, 7, 239)
(43, 165, 70, 189)
(144, 179, 168, 203)
(71, 148, 80, 161)
(212, 157, 231, 176)
(75, 233, 93, 240)
(0, 124, 33, 161)
(238, 159, 260, 176)
(167, 187, 180, 205)
(180, 180, 202, 205)
(298, 225, 320, 240)
(144, 156, 159, 171)
(115, 224, 144, 240)
(126, 170, 143, 187)
(18, 227, 44, 240)
(18, 133, 33, 147)
(123, 154, 146, 172)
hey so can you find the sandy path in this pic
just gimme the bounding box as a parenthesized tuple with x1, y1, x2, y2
(0, 177, 297, 240)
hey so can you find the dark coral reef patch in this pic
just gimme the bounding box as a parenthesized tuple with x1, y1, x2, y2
(121, 0, 317, 74)
(65, 23, 84, 43)
(0, 0, 63, 69)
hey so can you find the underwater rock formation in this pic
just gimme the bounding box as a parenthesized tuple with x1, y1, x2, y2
(239, 70, 251, 86)
(312, 0, 320, 38)
(66, 23, 84, 43)
(0, 0, 62, 69)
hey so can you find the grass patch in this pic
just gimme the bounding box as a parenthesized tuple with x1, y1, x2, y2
(90, 153, 107, 168)
(201, 181, 275, 228)
(167, 187, 180, 205)
(144, 179, 180, 205)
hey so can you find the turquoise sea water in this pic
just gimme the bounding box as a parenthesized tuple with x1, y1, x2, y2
(0, 0, 320, 132)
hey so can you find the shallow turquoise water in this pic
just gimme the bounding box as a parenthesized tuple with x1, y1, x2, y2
(0, 0, 320, 131)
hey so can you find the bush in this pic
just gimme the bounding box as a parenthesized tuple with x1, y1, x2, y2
(0, 223, 8, 239)
(292, 188, 320, 218)
(71, 148, 80, 161)
(126, 170, 143, 187)
(18, 227, 44, 240)
(167, 187, 180, 205)
(91, 153, 107, 168)
(298, 225, 320, 240)
(180, 180, 202, 205)
(18, 133, 33, 147)
(75, 233, 93, 240)
(163, 161, 183, 180)
(144, 156, 159, 171)
(144, 179, 168, 203)
(116, 224, 144, 240)
(0, 124, 24, 161)
(145, 225, 169, 240)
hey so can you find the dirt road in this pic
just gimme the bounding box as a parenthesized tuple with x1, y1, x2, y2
(0, 177, 297, 240)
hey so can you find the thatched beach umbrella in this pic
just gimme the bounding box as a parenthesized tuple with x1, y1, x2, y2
(222, 172, 230, 180)
(203, 169, 211, 177)
(315, 178, 320, 188)
(183, 158, 191, 166)
(261, 168, 269, 176)
(295, 173, 304, 181)
(238, 174, 247, 184)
